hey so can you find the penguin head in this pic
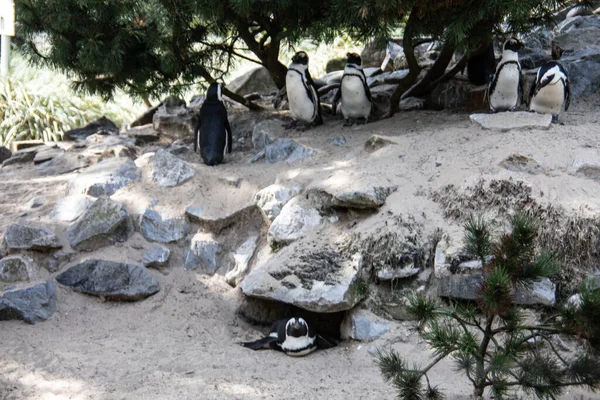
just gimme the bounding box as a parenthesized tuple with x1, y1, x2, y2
(503, 38, 524, 53)
(285, 317, 309, 338)
(291, 51, 309, 65)
(206, 82, 223, 102)
(346, 52, 362, 66)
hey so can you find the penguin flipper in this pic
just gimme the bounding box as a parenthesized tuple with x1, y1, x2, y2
(332, 85, 342, 117)
(241, 336, 279, 350)
(316, 334, 339, 349)
(224, 115, 233, 154)
(359, 69, 372, 102)
(564, 77, 571, 112)
(528, 74, 537, 107)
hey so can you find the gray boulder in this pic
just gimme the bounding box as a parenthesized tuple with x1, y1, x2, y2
(37, 153, 91, 176)
(1, 145, 43, 166)
(0, 256, 35, 282)
(33, 147, 64, 164)
(3, 224, 62, 252)
(152, 97, 198, 139)
(561, 49, 600, 99)
(63, 116, 119, 141)
(268, 196, 324, 246)
(186, 203, 263, 233)
(51, 195, 94, 222)
(470, 112, 553, 131)
(70, 157, 140, 197)
(0, 280, 57, 324)
(66, 196, 133, 251)
(251, 138, 316, 164)
(254, 184, 302, 221)
(251, 119, 282, 149)
(340, 309, 389, 342)
(227, 67, 278, 96)
(139, 209, 189, 243)
(225, 236, 259, 287)
(0, 146, 11, 163)
(184, 233, 224, 274)
(317, 185, 398, 209)
(142, 245, 171, 269)
(56, 259, 160, 301)
(150, 149, 195, 187)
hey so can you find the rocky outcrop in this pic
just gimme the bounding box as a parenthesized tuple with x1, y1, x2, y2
(227, 67, 278, 96)
(69, 157, 140, 197)
(254, 185, 302, 221)
(149, 149, 195, 188)
(142, 245, 171, 269)
(56, 259, 160, 301)
(0, 280, 57, 324)
(3, 224, 62, 253)
(340, 309, 389, 342)
(64, 116, 119, 141)
(139, 209, 189, 243)
(0, 256, 35, 282)
(251, 138, 316, 164)
(152, 97, 198, 139)
(66, 196, 133, 251)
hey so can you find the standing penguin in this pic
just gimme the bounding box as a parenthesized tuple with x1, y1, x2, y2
(285, 51, 323, 129)
(487, 38, 524, 112)
(241, 317, 337, 357)
(194, 82, 232, 166)
(332, 52, 372, 126)
(528, 61, 570, 122)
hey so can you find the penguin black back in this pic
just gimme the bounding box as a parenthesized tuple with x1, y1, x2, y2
(195, 83, 232, 166)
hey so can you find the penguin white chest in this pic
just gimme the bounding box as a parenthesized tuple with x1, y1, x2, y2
(490, 63, 520, 111)
(280, 335, 316, 357)
(341, 76, 371, 119)
(286, 72, 316, 123)
(530, 82, 565, 116)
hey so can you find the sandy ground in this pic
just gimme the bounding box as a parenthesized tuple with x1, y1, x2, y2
(2, 94, 600, 399)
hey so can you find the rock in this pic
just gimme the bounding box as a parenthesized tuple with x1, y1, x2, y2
(124, 124, 160, 145)
(340, 309, 389, 342)
(66, 196, 133, 251)
(130, 103, 161, 128)
(268, 196, 324, 246)
(3, 224, 62, 252)
(0, 256, 34, 282)
(185, 203, 264, 233)
(329, 136, 347, 146)
(251, 119, 282, 149)
(470, 112, 553, 131)
(152, 97, 198, 139)
(9, 140, 45, 152)
(185, 233, 223, 274)
(0, 280, 57, 324)
(0, 146, 11, 163)
(428, 79, 477, 110)
(365, 135, 396, 153)
(51, 195, 93, 222)
(376, 264, 420, 281)
(27, 195, 49, 209)
(139, 209, 189, 243)
(1, 148, 37, 166)
(561, 48, 600, 98)
(318, 185, 398, 209)
(33, 147, 65, 164)
(553, 17, 600, 50)
(70, 157, 140, 197)
(399, 97, 426, 111)
(149, 149, 195, 187)
(254, 185, 302, 221)
(251, 138, 316, 164)
(500, 153, 545, 175)
(325, 58, 346, 73)
(64, 116, 119, 141)
(567, 5, 593, 19)
(574, 161, 600, 180)
(514, 278, 556, 306)
(227, 67, 278, 96)
(225, 236, 259, 287)
(37, 153, 91, 176)
(241, 244, 366, 313)
(142, 245, 171, 268)
(83, 136, 137, 159)
(314, 71, 343, 88)
(56, 259, 160, 301)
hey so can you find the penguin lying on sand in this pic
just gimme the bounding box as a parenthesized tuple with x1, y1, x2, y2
(241, 317, 337, 357)
(194, 82, 232, 166)
(528, 61, 570, 122)
(285, 51, 323, 130)
(332, 52, 372, 126)
(487, 38, 524, 112)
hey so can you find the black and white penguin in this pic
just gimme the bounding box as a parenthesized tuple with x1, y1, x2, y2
(332, 52, 372, 126)
(285, 51, 323, 129)
(528, 61, 570, 122)
(241, 317, 336, 357)
(194, 82, 232, 166)
(487, 38, 524, 112)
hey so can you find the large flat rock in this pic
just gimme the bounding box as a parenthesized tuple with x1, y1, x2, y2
(0, 280, 57, 324)
(150, 149, 195, 188)
(139, 209, 189, 243)
(56, 259, 160, 301)
(185, 203, 263, 233)
(69, 157, 140, 197)
(3, 223, 62, 252)
(470, 112, 552, 131)
(241, 238, 366, 313)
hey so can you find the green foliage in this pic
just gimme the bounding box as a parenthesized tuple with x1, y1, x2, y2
(377, 213, 600, 399)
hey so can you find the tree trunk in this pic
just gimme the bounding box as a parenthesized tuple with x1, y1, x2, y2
(197, 68, 263, 111)
(401, 41, 456, 100)
(474, 315, 494, 397)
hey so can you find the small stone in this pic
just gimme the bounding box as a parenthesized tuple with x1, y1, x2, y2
(470, 112, 553, 131)
(51, 195, 93, 222)
(254, 185, 302, 221)
(3, 224, 62, 252)
(341, 309, 389, 342)
(365, 135, 396, 153)
(185, 233, 223, 275)
(0, 256, 35, 283)
(139, 209, 189, 244)
(329, 136, 347, 146)
(28, 195, 49, 209)
(70, 157, 140, 197)
(0, 280, 57, 324)
(142, 245, 171, 269)
(150, 149, 195, 188)
(56, 259, 160, 301)
(500, 153, 545, 175)
(251, 138, 316, 164)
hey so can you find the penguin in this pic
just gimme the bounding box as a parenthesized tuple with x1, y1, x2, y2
(487, 38, 524, 112)
(332, 52, 372, 126)
(241, 317, 337, 357)
(194, 82, 232, 166)
(528, 61, 570, 122)
(285, 51, 323, 129)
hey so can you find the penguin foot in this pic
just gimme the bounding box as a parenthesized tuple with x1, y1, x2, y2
(283, 120, 298, 130)
(343, 119, 354, 127)
(359, 118, 368, 125)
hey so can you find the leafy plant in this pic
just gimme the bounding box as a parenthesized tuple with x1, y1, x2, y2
(377, 212, 600, 399)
